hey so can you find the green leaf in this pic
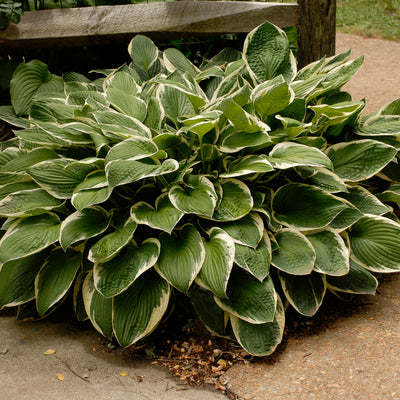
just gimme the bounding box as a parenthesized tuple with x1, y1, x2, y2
(196, 229, 235, 298)
(128, 35, 159, 80)
(301, 167, 348, 193)
(60, 206, 110, 249)
(190, 285, 227, 337)
(93, 239, 160, 298)
(269, 142, 333, 170)
(215, 268, 277, 324)
(0, 251, 49, 309)
(202, 212, 264, 248)
(113, 270, 170, 347)
(106, 158, 179, 188)
(279, 271, 326, 317)
(272, 183, 348, 230)
(356, 115, 400, 136)
(35, 248, 82, 315)
(89, 220, 137, 263)
(106, 89, 147, 121)
(243, 21, 290, 83)
(230, 295, 285, 356)
(271, 229, 315, 275)
(212, 179, 253, 221)
(28, 159, 96, 199)
(253, 81, 294, 120)
(338, 185, 391, 216)
(349, 215, 400, 272)
(0, 213, 60, 264)
(378, 98, 400, 116)
(219, 129, 271, 153)
(105, 137, 159, 163)
(377, 184, 400, 205)
(0, 148, 60, 174)
(327, 260, 378, 295)
(82, 271, 113, 339)
(169, 177, 218, 217)
(305, 229, 349, 276)
(234, 231, 271, 282)
(0, 105, 30, 128)
(158, 84, 195, 123)
(131, 193, 183, 234)
(0, 188, 61, 217)
(156, 224, 205, 293)
(326, 139, 396, 182)
(10, 60, 64, 116)
(220, 155, 274, 178)
(163, 48, 200, 77)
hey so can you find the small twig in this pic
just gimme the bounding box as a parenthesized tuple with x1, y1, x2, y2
(56, 356, 89, 383)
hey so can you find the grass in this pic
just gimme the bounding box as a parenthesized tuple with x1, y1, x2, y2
(276, 0, 400, 41)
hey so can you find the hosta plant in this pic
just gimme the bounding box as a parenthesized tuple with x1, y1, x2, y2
(1, 21, 400, 356)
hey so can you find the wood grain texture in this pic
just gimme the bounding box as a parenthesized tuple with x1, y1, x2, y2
(297, 0, 336, 67)
(0, 2, 299, 49)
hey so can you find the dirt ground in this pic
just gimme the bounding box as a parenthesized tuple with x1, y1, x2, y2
(1, 33, 400, 400)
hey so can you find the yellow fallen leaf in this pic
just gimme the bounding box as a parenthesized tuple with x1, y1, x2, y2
(57, 374, 64, 381)
(120, 372, 127, 377)
(43, 349, 56, 356)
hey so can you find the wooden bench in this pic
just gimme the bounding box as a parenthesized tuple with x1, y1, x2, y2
(0, 0, 336, 67)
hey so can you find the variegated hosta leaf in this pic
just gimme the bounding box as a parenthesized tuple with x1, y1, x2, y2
(105, 137, 159, 163)
(94, 239, 160, 298)
(0, 251, 49, 309)
(163, 48, 200, 77)
(243, 21, 290, 83)
(355, 115, 400, 136)
(105, 89, 147, 121)
(60, 206, 110, 249)
(212, 179, 253, 221)
(330, 206, 363, 231)
(82, 271, 113, 339)
(112, 270, 171, 347)
(300, 167, 348, 193)
(181, 111, 221, 140)
(272, 183, 349, 230)
(0, 147, 59, 174)
(0, 105, 30, 128)
(338, 185, 391, 216)
(103, 70, 140, 96)
(326, 139, 396, 182)
(0, 188, 61, 217)
(89, 220, 137, 263)
(0, 213, 60, 264)
(219, 129, 271, 153)
(220, 155, 274, 178)
(378, 98, 400, 116)
(349, 215, 400, 272)
(215, 268, 277, 324)
(28, 159, 96, 199)
(327, 260, 378, 295)
(269, 142, 333, 170)
(169, 177, 217, 218)
(156, 224, 205, 293)
(72, 187, 112, 212)
(305, 229, 349, 276)
(106, 158, 179, 189)
(377, 184, 400, 205)
(201, 212, 264, 249)
(73, 272, 88, 321)
(35, 248, 83, 315)
(271, 229, 315, 275)
(128, 35, 159, 80)
(131, 193, 183, 234)
(190, 285, 227, 337)
(158, 84, 195, 123)
(254, 81, 294, 121)
(196, 229, 235, 298)
(10, 60, 64, 116)
(234, 231, 271, 282)
(230, 294, 285, 356)
(279, 271, 326, 317)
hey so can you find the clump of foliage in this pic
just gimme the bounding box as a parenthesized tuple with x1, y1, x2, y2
(1, 22, 400, 356)
(0, 0, 22, 29)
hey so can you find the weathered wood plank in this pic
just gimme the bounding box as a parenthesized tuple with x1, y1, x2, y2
(0, 2, 299, 50)
(297, 0, 336, 67)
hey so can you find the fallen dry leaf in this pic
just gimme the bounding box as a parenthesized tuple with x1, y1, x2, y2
(43, 349, 56, 356)
(56, 374, 64, 381)
(120, 372, 127, 377)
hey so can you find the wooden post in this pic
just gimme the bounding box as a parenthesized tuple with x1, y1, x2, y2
(297, 0, 336, 68)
